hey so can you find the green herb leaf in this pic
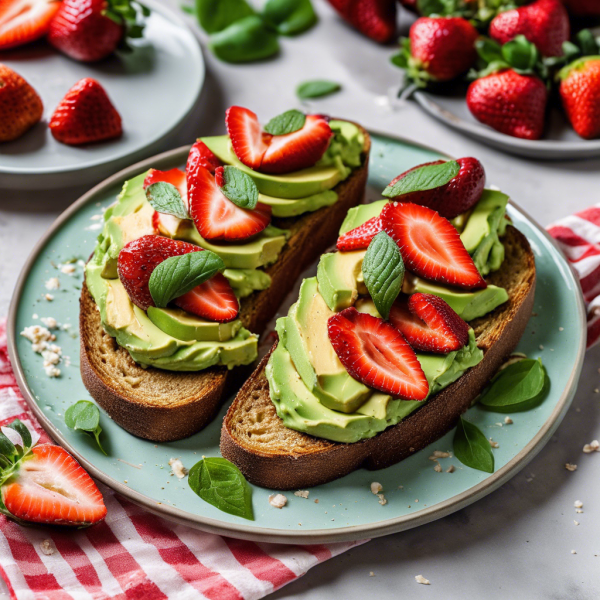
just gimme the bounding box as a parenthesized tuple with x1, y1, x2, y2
(195, 0, 254, 33)
(218, 166, 259, 209)
(479, 358, 545, 408)
(149, 251, 225, 308)
(296, 79, 341, 99)
(362, 231, 405, 320)
(209, 15, 279, 63)
(0, 433, 16, 462)
(65, 401, 107, 455)
(5, 419, 31, 450)
(263, 0, 317, 36)
(382, 160, 460, 198)
(501, 35, 538, 72)
(453, 416, 494, 473)
(188, 457, 253, 520)
(264, 109, 306, 135)
(145, 182, 189, 220)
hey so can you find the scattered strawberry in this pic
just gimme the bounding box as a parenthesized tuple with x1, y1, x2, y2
(559, 57, 600, 140)
(225, 106, 271, 171)
(389, 293, 470, 353)
(49, 78, 122, 145)
(381, 202, 486, 289)
(175, 274, 239, 323)
(327, 307, 429, 400)
(337, 216, 383, 251)
(187, 140, 222, 175)
(561, 0, 600, 17)
(387, 157, 485, 219)
(466, 69, 548, 140)
(0, 0, 60, 50)
(327, 0, 397, 44)
(0, 64, 43, 142)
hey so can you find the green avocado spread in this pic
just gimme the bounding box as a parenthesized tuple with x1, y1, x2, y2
(85, 120, 365, 372)
(266, 191, 510, 443)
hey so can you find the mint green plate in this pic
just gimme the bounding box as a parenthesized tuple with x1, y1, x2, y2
(8, 133, 586, 544)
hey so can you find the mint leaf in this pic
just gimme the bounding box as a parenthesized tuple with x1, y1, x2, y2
(296, 79, 341, 99)
(149, 250, 225, 308)
(146, 182, 189, 220)
(479, 358, 545, 408)
(65, 401, 107, 455)
(453, 417, 494, 473)
(264, 109, 306, 135)
(195, 0, 254, 33)
(219, 166, 259, 209)
(263, 0, 317, 35)
(362, 231, 404, 320)
(188, 457, 253, 520)
(382, 160, 460, 198)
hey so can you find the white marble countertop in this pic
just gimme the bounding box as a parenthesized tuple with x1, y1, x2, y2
(0, 1, 599, 597)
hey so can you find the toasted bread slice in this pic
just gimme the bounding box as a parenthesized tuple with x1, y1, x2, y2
(220, 225, 536, 489)
(80, 129, 371, 442)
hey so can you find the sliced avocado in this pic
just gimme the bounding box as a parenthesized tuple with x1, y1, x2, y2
(259, 190, 337, 217)
(223, 268, 271, 298)
(317, 250, 367, 312)
(146, 307, 241, 342)
(201, 135, 344, 199)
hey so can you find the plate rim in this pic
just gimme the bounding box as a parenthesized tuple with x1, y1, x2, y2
(7, 134, 587, 544)
(0, 0, 205, 177)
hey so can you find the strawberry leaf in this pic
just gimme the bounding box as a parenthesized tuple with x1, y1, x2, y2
(65, 401, 107, 455)
(146, 182, 190, 220)
(382, 160, 459, 198)
(362, 231, 405, 320)
(264, 109, 306, 135)
(453, 417, 495, 473)
(296, 80, 341, 99)
(5, 420, 31, 450)
(149, 251, 225, 308)
(218, 166, 259, 209)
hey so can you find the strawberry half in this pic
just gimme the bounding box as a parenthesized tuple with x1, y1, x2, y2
(175, 274, 239, 323)
(1, 443, 106, 526)
(389, 293, 470, 354)
(187, 140, 222, 175)
(327, 307, 429, 400)
(187, 160, 271, 242)
(225, 106, 271, 170)
(0, 0, 60, 50)
(381, 202, 486, 290)
(145, 168, 189, 237)
(336, 216, 383, 251)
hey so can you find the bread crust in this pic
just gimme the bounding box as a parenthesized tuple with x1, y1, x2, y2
(220, 226, 536, 489)
(80, 128, 371, 442)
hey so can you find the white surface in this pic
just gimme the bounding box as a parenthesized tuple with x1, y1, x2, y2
(0, 1, 599, 597)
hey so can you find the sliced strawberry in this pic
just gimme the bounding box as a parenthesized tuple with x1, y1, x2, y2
(337, 216, 383, 251)
(187, 161, 271, 242)
(260, 115, 333, 174)
(0, 0, 60, 50)
(1, 444, 106, 526)
(225, 106, 271, 170)
(327, 307, 429, 400)
(381, 202, 486, 290)
(143, 167, 187, 201)
(187, 140, 222, 175)
(174, 273, 239, 323)
(389, 293, 470, 354)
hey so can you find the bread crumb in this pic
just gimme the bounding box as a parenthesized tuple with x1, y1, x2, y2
(571, 550, 577, 554)
(369, 571, 375, 577)
(574, 500, 583, 509)
(559, 327, 564, 331)
(431, 450, 450, 459)
(370, 482, 383, 494)
(40, 317, 58, 329)
(583, 440, 600, 453)
(39, 540, 55, 556)
(446, 465, 455, 473)
(168, 458, 187, 479)
(433, 463, 442, 473)
(504, 416, 513, 424)
(314, 499, 319, 504)
(294, 490, 309, 499)
(565, 463, 577, 472)
(44, 293, 54, 301)
(45, 277, 60, 290)
(574, 520, 580, 526)
(377, 493, 387, 506)
(269, 494, 287, 509)
(539, 344, 544, 350)
(576, 509, 583, 514)
(415, 575, 430, 585)
(489, 439, 499, 448)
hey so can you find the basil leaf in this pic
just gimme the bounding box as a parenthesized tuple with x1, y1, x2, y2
(263, 0, 317, 36)
(296, 79, 341, 99)
(195, 0, 254, 33)
(219, 166, 259, 209)
(264, 109, 306, 136)
(382, 161, 460, 198)
(146, 182, 189, 220)
(209, 15, 279, 63)
(362, 231, 404, 320)
(453, 416, 494, 473)
(188, 457, 253, 520)
(65, 401, 107, 455)
(479, 359, 545, 408)
(149, 250, 225, 308)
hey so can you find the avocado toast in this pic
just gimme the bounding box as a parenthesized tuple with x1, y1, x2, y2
(221, 158, 536, 489)
(80, 107, 371, 442)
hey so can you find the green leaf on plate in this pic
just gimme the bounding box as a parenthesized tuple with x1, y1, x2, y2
(479, 358, 546, 408)
(219, 166, 259, 209)
(263, 0, 317, 36)
(264, 109, 306, 135)
(382, 160, 460, 198)
(195, 0, 254, 33)
(146, 182, 189, 220)
(188, 457, 253, 520)
(453, 416, 494, 473)
(149, 251, 225, 308)
(65, 401, 107, 455)
(296, 79, 341, 99)
(362, 231, 405, 320)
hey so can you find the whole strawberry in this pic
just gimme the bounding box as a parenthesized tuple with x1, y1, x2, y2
(48, 0, 149, 63)
(327, 0, 397, 44)
(489, 0, 569, 57)
(559, 57, 600, 139)
(0, 64, 43, 142)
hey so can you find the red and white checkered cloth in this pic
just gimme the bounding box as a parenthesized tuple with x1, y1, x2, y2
(0, 319, 366, 600)
(548, 206, 600, 348)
